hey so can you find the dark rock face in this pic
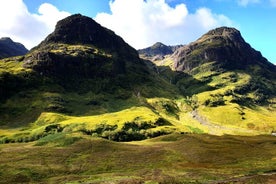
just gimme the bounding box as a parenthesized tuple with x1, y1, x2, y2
(24, 14, 143, 78)
(33, 14, 138, 60)
(173, 27, 275, 72)
(0, 37, 28, 59)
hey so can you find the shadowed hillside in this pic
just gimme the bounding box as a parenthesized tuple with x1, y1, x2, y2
(0, 37, 28, 59)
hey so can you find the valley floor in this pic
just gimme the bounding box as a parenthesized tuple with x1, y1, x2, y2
(0, 134, 275, 184)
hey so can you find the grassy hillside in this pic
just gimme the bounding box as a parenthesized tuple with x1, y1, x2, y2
(1, 55, 276, 143)
(141, 27, 276, 137)
(0, 134, 275, 183)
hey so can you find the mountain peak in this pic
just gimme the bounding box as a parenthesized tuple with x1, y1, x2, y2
(24, 14, 143, 78)
(197, 27, 244, 44)
(0, 37, 13, 43)
(38, 14, 109, 47)
(152, 42, 166, 47)
(43, 14, 101, 45)
(35, 14, 134, 54)
(173, 26, 274, 72)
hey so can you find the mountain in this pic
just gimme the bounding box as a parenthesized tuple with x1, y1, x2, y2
(0, 15, 276, 184)
(0, 15, 275, 145)
(172, 27, 275, 74)
(24, 14, 144, 79)
(22, 14, 176, 96)
(0, 37, 28, 59)
(138, 42, 182, 61)
(139, 27, 276, 135)
(0, 14, 178, 140)
(148, 27, 276, 99)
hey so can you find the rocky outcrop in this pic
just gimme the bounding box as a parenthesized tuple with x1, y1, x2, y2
(0, 37, 28, 59)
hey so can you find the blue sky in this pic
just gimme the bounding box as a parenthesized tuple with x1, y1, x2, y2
(0, 0, 275, 64)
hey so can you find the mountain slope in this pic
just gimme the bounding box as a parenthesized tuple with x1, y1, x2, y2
(169, 27, 276, 102)
(0, 37, 28, 59)
(145, 27, 276, 134)
(0, 14, 181, 142)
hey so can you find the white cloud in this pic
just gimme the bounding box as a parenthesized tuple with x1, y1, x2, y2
(270, 0, 276, 6)
(0, 0, 70, 49)
(237, 0, 260, 6)
(95, 0, 234, 49)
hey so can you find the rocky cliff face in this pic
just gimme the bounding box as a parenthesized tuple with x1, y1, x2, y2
(172, 27, 275, 73)
(0, 37, 28, 59)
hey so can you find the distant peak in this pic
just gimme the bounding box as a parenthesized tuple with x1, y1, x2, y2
(153, 42, 166, 47)
(0, 37, 28, 59)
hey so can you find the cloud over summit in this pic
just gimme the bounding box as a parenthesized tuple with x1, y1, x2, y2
(95, 0, 234, 49)
(0, 0, 235, 50)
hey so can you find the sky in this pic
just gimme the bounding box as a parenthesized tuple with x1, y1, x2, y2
(0, 0, 275, 64)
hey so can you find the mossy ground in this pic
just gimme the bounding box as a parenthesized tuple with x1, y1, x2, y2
(1, 43, 276, 183)
(0, 134, 275, 183)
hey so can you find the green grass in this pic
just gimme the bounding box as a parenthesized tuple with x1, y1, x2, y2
(0, 106, 181, 143)
(2, 42, 275, 139)
(0, 56, 29, 74)
(1, 41, 276, 183)
(34, 133, 82, 146)
(0, 134, 275, 183)
(1, 93, 275, 143)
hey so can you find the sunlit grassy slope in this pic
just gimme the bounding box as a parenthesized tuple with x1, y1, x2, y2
(1, 53, 276, 143)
